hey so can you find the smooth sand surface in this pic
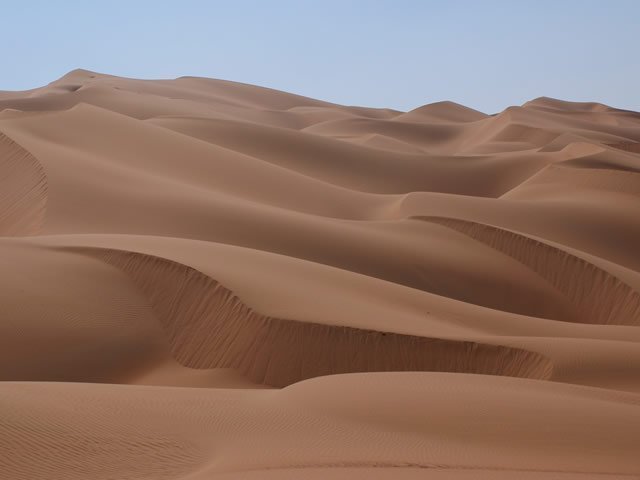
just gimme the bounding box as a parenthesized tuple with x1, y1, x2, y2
(1, 69, 640, 478)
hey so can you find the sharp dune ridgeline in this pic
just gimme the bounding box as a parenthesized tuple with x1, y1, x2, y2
(1, 69, 640, 479)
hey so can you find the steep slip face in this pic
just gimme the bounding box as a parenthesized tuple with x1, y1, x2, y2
(0, 131, 47, 235)
(84, 248, 553, 387)
(417, 217, 640, 326)
(608, 141, 640, 154)
(502, 164, 640, 199)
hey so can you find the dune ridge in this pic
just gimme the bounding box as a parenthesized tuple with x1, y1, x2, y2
(608, 141, 640, 153)
(86, 247, 553, 386)
(417, 216, 640, 326)
(0, 131, 47, 235)
(1, 70, 640, 478)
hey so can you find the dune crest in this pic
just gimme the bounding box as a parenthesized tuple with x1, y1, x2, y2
(84, 248, 553, 386)
(417, 216, 640, 326)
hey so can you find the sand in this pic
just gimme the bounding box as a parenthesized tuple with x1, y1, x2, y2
(0, 69, 639, 479)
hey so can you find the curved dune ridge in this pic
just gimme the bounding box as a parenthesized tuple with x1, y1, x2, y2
(502, 163, 640, 199)
(609, 141, 640, 154)
(1, 69, 640, 478)
(85, 248, 553, 386)
(0, 131, 47, 235)
(417, 216, 640, 326)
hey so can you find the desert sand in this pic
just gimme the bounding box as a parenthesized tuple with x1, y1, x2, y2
(1, 69, 640, 479)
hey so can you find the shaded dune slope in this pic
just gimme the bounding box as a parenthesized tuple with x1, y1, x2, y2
(502, 163, 640, 199)
(84, 248, 553, 386)
(417, 217, 640, 326)
(0, 131, 47, 235)
(609, 141, 640, 154)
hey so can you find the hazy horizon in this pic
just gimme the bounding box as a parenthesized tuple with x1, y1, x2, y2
(1, 0, 639, 113)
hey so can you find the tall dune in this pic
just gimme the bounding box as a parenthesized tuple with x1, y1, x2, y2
(1, 70, 640, 478)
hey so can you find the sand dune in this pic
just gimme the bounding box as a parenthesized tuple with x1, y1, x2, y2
(1, 69, 640, 478)
(418, 216, 640, 325)
(0, 132, 47, 235)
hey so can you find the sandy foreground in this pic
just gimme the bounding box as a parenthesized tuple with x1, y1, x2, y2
(1, 69, 640, 479)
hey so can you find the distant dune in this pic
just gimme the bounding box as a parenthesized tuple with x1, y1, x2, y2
(1, 69, 640, 479)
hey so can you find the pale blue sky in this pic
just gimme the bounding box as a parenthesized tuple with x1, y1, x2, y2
(1, 0, 638, 113)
